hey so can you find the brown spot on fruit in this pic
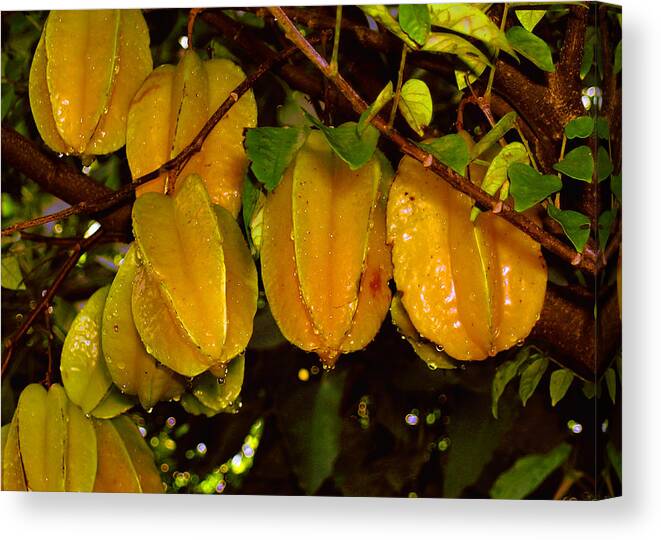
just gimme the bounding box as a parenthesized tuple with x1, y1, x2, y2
(369, 270, 382, 296)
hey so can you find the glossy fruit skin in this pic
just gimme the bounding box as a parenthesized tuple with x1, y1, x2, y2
(261, 132, 393, 367)
(102, 244, 184, 410)
(2, 384, 162, 493)
(387, 155, 547, 361)
(60, 286, 114, 414)
(126, 50, 257, 217)
(131, 174, 258, 376)
(29, 9, 152, 156)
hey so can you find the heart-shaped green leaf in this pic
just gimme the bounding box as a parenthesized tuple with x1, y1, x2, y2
(553, 146, 593, 182)
(564, 116, 594, 139)
(418, 133, 470, 175)
(245, 126, 309, 191)
(515, 9, 546, 32)
(547, 204, 591, 252)
(508, 162, 562, 212)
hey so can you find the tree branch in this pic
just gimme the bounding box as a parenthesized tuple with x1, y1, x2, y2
(2, 41, 309, 238)
(2, 126, 131, 234)
(267, 7, 597, 275)
(2, 228, 104, 376)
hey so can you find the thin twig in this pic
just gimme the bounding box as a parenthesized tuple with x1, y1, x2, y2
(2, 228, 104, 376)
(389, 44, 408, 129)
(485, 3, 509, 99)
(267, 7, 597, 275)
(329, 5, 342, 76)
(19, 231, 127, 246)
(1, 43, 308, 238)
(187, 8, 204, 47)
(43, 306, 54, 388)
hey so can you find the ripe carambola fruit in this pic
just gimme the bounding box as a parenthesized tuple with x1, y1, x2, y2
(387, 155, 547, 360)
(92, 416, 163, 493)
(29, 10, 152, 156)
(1, 384, 162, 493)
(2, 384, 96, 491)
(126, 49, 257, 217)
(261, 132, 393, 367)
(61, 286, 114, 414)
(62, 271, 183, 413)
(102, 244, 185, 410)
(132, 174, 258, 376)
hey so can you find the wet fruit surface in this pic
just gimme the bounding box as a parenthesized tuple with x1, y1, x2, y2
(126, 51, 257, 217)
(261, 132, 392, 366)
(132, 174, 257, 376)
(387, 155, 547, 361)
(29, 10, 152, 156)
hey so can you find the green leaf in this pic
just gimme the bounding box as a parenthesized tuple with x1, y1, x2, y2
(399, 4, 431, 46)
(279, 372, 347, 494)
(546, 205, 591, 253)
(471, 142, 528, 221)
(607, 442, 622, 482)
(1, 255, 26, 290)
(248, 191, 266, 255)
(507, 163, 562, 212)
(553, 146, 594, 182)
(605, 367, 617, 403)
(564, 116, 594, 139)
(358, 81, 393, 134)
(471, 111, 518, 160)
(360, 5, 418, 49)
(277, 89, 318, 127)
(422, 32, 491, 68)
(506, 26, 555, 72)
(245, 127, 309, 191)
(515, 9, 546, 32)
(549, 369, 574, 406)
(445, 390, 516, 498)
(454, 57, 489, 91)
(306, 114, 380, 170)
(518, 354, 549, 406)
(582, 381, 596, 399)
(614, 39, 622, 75)
(596, 146, 613, 183)
(429, 3, 514, 56)
(598, 209, 616, 252)
(491, 348, 531, 419)
(490, 443, 572, 499)
(242, 176, 261, 238)
(1, 83, 16, 121)
(508, 162, 562, 212)
(595, 116, 610, 139)
(611, 174, 622, 203)
(580, 26, 595, 79)
(398, 79, 433, 137)
(418, 133, 470, 176)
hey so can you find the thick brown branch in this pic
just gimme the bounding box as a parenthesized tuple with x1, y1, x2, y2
(2, 126, 131, 234)
(267, 7, 596, 275)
